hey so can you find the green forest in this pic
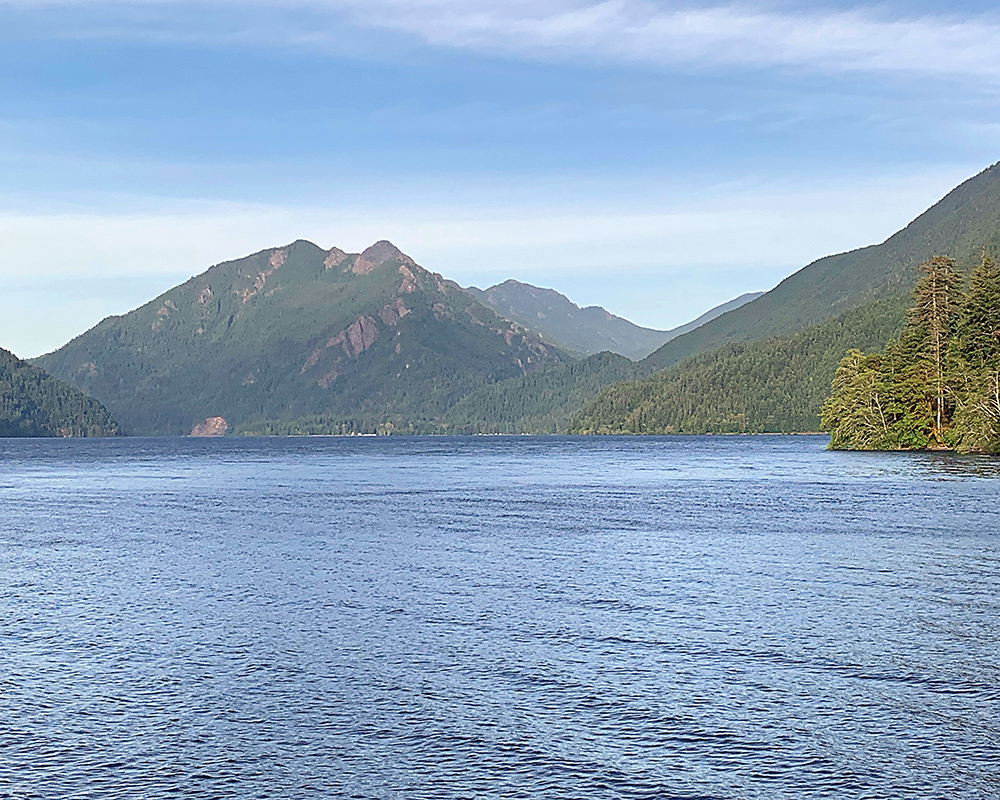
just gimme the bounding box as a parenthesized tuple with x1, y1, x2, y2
(237, 352, 644, 435)
(822, 254, 1000, 453)
(0, 347, 118, 437)
(567, 294, 907, 435)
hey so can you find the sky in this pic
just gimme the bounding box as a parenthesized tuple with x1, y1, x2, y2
(1, 1, 999, 357)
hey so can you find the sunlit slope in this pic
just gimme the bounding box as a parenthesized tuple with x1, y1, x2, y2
(1, 346, 117, 437)
(643, 162, 1000, 371)
(37, 240, 568, 435)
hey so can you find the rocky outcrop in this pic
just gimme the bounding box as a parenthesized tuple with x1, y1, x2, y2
(361, 240, 414, 268)
(324, 247, 348, 269)
(380, 298, 410, 326)
(329, 315, 379, 358)
(190, 416, 228, 437)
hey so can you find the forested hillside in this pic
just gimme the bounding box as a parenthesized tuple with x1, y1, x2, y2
(37, 240, 568, 435)
(1, 347, 117, 437)
(238, 351, 642, 435)
(440, 351, 644, 433)
(570, 294, 908, 434)
(642, 161, 1000, 371)
(571, 164, 1000, 437)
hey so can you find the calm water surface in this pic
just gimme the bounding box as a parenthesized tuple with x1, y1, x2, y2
(1, 435, 998, 799)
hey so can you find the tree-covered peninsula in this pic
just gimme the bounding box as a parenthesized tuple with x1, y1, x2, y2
(822, 254, 1000, 453)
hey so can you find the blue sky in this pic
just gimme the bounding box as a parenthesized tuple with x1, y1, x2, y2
(2, 1, 999, 357)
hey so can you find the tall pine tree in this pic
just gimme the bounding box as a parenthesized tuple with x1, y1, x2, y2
(908, 256, 963, 443)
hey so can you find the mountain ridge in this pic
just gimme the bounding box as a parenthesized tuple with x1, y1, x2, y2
(37, 239, 570, 435)
(641, 161, 1000, 371)
(466, 279, 762, 361)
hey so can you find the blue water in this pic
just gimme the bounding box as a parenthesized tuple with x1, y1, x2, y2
(1, 435, 998, 799)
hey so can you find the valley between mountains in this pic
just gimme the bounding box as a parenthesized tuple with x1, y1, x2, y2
(8, 161, 1000, 440)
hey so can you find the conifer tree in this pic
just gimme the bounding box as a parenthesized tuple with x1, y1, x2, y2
(908, 256, 963, 443)
(821, 349, 892, 449)
(954, 253, 1000, 370)
(948, 252, 1000, 453)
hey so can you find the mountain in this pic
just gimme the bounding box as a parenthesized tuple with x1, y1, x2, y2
(642, 161, 1000, 371)
(569, 294, 908, 435)
(441, 350, 644, 434)
(572, 162, 1000, 435)
(1, 347, 118, 437)
(466, 280, 762, 361)
(37, 240, 569, 435)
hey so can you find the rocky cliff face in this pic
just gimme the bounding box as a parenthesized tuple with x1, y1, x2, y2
(37, 240, 568, 435)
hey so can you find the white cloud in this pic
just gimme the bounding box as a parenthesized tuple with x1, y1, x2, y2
(0, 178, 940, 281)
(326, 1, 1000, 82)
(5, 1, 1000, 81)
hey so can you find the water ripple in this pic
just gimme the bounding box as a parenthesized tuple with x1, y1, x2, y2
(1, 435, 998, 798)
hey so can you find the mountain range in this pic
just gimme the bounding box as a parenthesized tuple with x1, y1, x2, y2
(465, 280, 761, 361)
(15, 161, 1000, 438)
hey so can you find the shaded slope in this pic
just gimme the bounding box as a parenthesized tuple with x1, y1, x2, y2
(440, 351, 644, 433)
(1, 347, 117, 437)
(37, 240, 568, 435)
(643, 162, 1000, 371)
(571, 294, 909, 435)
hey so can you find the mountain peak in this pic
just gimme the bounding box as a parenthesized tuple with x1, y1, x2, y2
(360, 240, 413, 268)
(36, 241, 567, 434)
(467, 279, 763, 361)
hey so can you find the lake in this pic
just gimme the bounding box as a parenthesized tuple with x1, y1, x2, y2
(2, 435, 998, 798)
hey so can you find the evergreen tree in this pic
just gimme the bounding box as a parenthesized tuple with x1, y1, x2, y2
(948, 371, 1000, 454)
(948, 252, 1000, 453)
(907, 256, 963, 443)
(821, 349, 894, 449)
(954, 253, 1000, 370)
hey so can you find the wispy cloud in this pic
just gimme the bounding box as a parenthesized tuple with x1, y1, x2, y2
(6, 1, 1000, 81)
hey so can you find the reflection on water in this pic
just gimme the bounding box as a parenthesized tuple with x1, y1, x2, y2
(918, 451, 1000, 479)
(829, 443, 1000, 480)
(1, 435, 998, 799)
